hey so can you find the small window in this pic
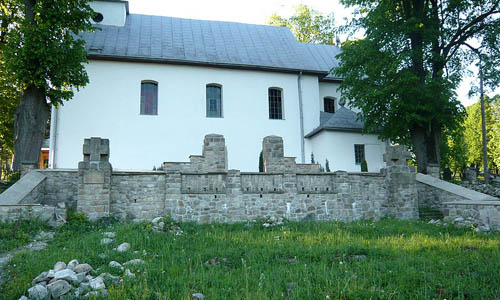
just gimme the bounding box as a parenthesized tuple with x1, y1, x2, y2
(324, 97, 336, 113)
(354, 144, 365, 165)
(206, 84, 222, 117)
(268, 88, 283, 119)
(140, 81, 158, 115)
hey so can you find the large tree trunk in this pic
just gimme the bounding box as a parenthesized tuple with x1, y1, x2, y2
(12, 86, 49, 171)
(410, 123, 441, 174)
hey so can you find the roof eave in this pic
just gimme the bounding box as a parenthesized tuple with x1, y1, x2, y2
(87, 54, 330, 76)
(305, 127, 377, 138)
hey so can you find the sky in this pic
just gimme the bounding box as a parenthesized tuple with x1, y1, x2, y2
(127, 0, 496, 108)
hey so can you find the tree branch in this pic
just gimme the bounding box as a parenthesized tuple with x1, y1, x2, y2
(442, 1, 500, 58)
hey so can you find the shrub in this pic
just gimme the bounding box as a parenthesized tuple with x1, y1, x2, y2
(259, 151, 264, 172)
(361, 160, 368, 172)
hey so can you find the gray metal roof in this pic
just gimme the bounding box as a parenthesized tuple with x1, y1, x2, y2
(80, 14, 340, 74)
(305, 107, 365, 137)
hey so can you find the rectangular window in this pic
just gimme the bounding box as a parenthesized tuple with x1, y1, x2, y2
(140, 82, 158, 115)
(269, 88, 283, 119)
(206, 85, 222, 117)
(354, 144, 365, 165)
(324, 97, 335, 113)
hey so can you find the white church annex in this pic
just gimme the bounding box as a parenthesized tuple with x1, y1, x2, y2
(48, 0, 386, 172)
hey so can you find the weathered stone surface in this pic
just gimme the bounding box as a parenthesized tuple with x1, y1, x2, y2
(18, 296, 29, 300)
(32, 270, 53, 285)
(54, 269, 78, 283)
(123, 259, 145, 266)
(109, 261, 123, 269)
(53, 261, 66, 272)
(116, 242, 130, 252)
(103, 232, 115, 238)
(89, 276, 106, 290)
(28, 284, 48, 300)
(67, 259, 79, 270)
(101, 238, 113, 245)
(74, 263, 93, 274)
(191, 292, 205, 300)
(124, 269, 136, 279)
(47, 280, 72, 298)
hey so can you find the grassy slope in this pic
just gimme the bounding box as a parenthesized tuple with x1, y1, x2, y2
(1, 219, 499, 300)
(0, 219, 50, 255)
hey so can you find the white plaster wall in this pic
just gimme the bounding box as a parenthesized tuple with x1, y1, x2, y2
(90, 1, 126, 26)
(318, 82, 360, 112)
(306, 131, 386, 172)
(54, 60, 316, 171)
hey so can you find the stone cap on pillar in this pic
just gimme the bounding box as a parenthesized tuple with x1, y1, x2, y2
(83, 137, 109, 162)
(383, 145, 411, 166)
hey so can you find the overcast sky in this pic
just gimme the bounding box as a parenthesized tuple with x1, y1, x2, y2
(128, 0, 496, 107)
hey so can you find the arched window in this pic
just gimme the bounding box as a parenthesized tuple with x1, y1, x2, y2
(268, 87, 283, 119)
(140, 81, 158, 115)
(206, 84, 222, 118)
(324, 97, 336, 113)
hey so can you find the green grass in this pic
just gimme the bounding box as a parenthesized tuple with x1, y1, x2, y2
(1, 218, 500, 299)
(0, 218, 51, 255)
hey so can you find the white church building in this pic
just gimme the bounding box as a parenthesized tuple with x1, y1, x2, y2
(48, 0, 386, 172)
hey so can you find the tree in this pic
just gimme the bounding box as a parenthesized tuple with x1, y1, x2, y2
(464, 96, 500, 174)
(2, 0, 95, 171)
(335, 0, 500, 173)
(268, 4, 337, 45)
(440, 125, 467, 179)
(325, 159, 331, 172)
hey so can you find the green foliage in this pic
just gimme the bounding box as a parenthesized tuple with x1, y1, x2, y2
(2, 219, 500, 299)
(268, 4, 337, 45)
(259, 151, 264, 172)
(463, 96, 499, 173)
(325, 159, 331, 172)
(3, 0, 96, 107)
(441, 125, 468, 179)
(0, 217, 50, 254)
(310, 152, 315, 164)
(360, 160, 368, 172)
(335, 0, 500, 168)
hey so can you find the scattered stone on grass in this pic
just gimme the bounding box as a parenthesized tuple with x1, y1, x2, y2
(100, 238, 113, 245)
(150, 216, 183, 235)
(109, 261, 123, 270)
(124, 269, 136, 279)
(191, 292, 205, 300)
(103, 232, 116, 238)
(123, 259, 145, 266)
(262, 216, 285, 228)
(116, 242, 130, 252)
(19, 259, 126, 299)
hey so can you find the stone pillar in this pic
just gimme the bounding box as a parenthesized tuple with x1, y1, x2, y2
(163, 163, 183, 221)
(426, 163, 440, 179)
(77, 137, 112, 220)
(465, 167, 477, 183)
(201, 134, 227, 172)
(20, 161, 38, 177)
(383, 145, 418, 219)
(262, 136, 285, 173)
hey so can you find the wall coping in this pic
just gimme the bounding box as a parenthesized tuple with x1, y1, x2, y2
(443, 200, 500, 206)
(113, 170, 165, 175)
(416, 173, 498, 201)
(0, 171, 46, 205)
(38, 169, 78, 173)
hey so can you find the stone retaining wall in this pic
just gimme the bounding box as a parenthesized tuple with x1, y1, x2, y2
(1, 134, 420, 223)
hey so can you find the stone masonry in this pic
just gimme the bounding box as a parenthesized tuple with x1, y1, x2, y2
(77, 138, 112, 220)
(2, 134, 422, 224)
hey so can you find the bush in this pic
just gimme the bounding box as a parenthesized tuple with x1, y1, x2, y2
(259, 151, 264, 172)
(361, 160, 368, 172)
